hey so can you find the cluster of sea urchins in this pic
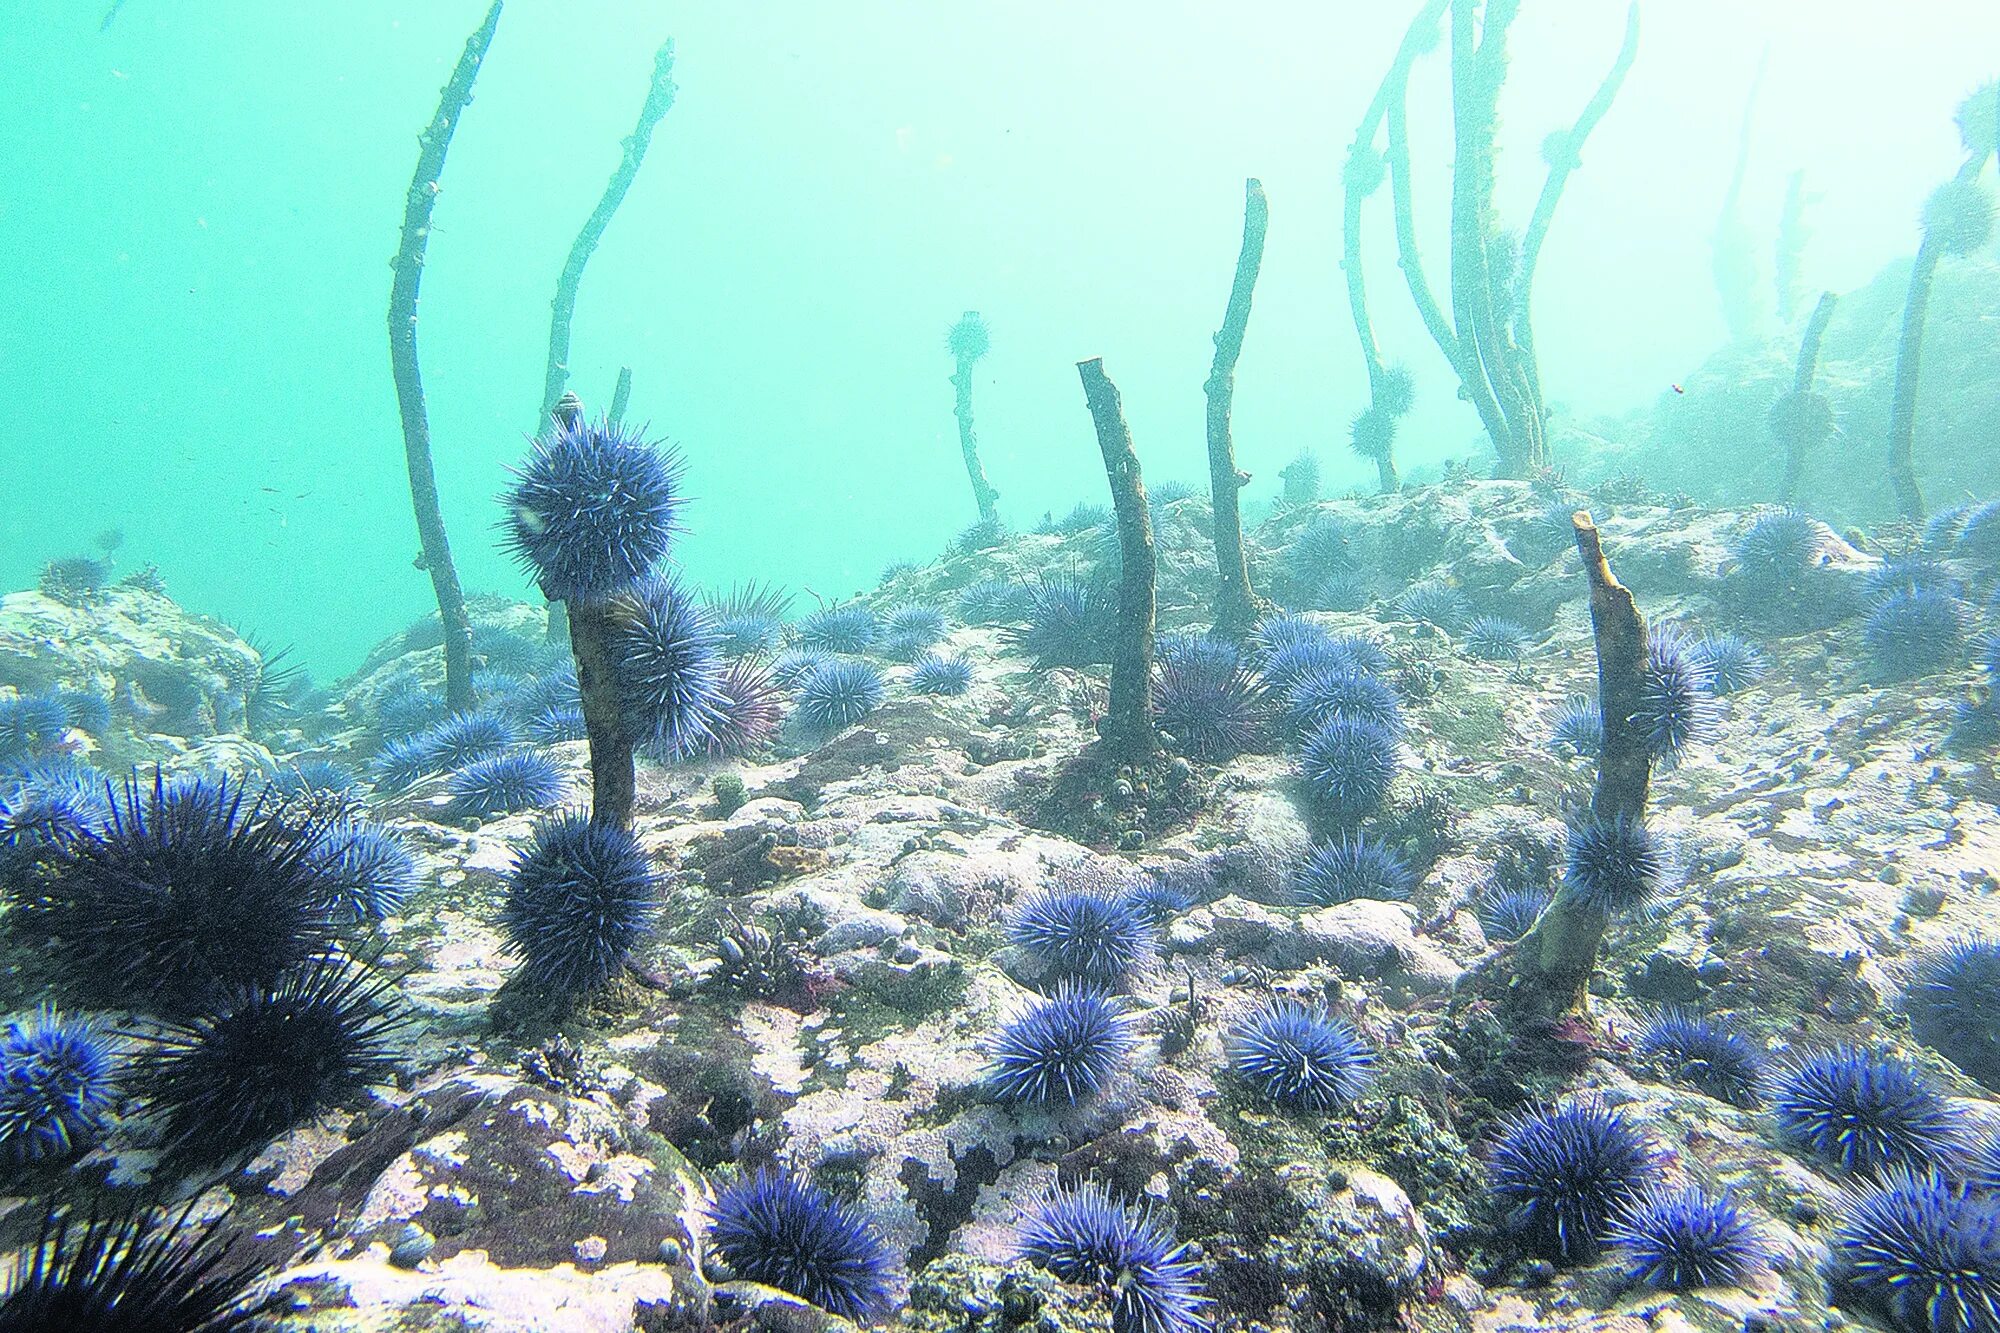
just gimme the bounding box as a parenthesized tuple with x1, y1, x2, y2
(503, 413, 728, 763)
(0, 770, 414, 1178)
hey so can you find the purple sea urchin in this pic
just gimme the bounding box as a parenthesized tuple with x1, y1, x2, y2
(795, 604, 878, 654)
(1903, 936, 2000, 1092)
(1015, 1180, 1209, 1333)
(881, 605, 949, 658)
(1635, 1008, 1765, 1108)
(704, 581, 792, 658)
(956, 578, 1032, 626)
(1397, 581, 1472, 632)
(1004, 574, 1117, 669)
(907, 653, 974, 697)
(445, 751, 568, 821)
(1636, 630, 1717, 764)
(1548, 696, 1601, 758)
(500, 814, 657, 999)
(1227, 1001, 1373, 1111)
(0, 695, 70, 764)
(1562, 816, 1666, 915)
(1280, 667, 1403, 741)
(701, 658, 784, 756)
(1863, 587, 1968, 682)
(985, 982, 1137, 1106)
(305, 820, 419, 923)
(0, 1007, 118, 1164)
(1609, 1185, 1765, 1291)
(1464, 616, 1531, 662)
(706, 1170, 896, 1322)
(1248, 612, 1329, 661)
(1687, 632, 1767, 694)
(1286, 515, 1358, 579)
(412, 711, 518, 774)
(1921, 176, 1996, 259)
(1292, 834, 1413, 906)
(1829, 1169, 2000, 1333)
(1477, 885, 1551, 943)
(500, 415, 683, 603)
(1007, 887, 1155, 987)
(525, 702, 588, 744)
(611, 573, 726, 758)
(1770, 1047, 1963, 1178)
(1488, 1103, 1659, 1263)
(794, 659, 887, 734)
(1151, 656, 1266, 761)
(1298, 717, 1397, 823)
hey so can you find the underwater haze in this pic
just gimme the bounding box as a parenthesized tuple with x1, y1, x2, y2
(4, 4, 2000, 1333)
(4, 1, 1997, 674)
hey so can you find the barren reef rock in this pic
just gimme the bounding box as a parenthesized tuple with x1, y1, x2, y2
(5, 479, 1999, 1333)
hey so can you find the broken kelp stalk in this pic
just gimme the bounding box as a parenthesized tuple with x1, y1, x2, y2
(567, 595, 637, 830)
(608, 366, 634, 426)
(1503, 512, 1649, 1025)
(1204, 178, 1268, 639)
(1339, 0, 1446, 493)
(1711, 47, 1770, 344)
(541, 394, 582, 648)
(1774, 171, 1812, 324)
(1446, 0, 1542, 475)
(947, 312, 1001, 525)
(1380, 0, 1635, 478)
(537, 39, 677, 429)
(1511, 1, 1640, 395)
(1887, 162, 1996, 521)
(1383, 1, 1457, 385)
(1773, 290, 1838, 504)
(387, 0, 502, 714)
(1077, 358, 1157, 762)
(524, 391, 638, 830)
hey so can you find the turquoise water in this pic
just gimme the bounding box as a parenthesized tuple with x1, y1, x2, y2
(4, 2, 1996, 673)
(7, 6, 2000, 1327)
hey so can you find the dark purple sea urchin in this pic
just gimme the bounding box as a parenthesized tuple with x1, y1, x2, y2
(135, 954, 405, 1170)
(499, 814, 657, 1000)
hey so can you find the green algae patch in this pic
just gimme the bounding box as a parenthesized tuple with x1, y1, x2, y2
(905, 1253, 1113, 1333)
(1419, 682, 1510, 757)
(1217, 1066, 1484, 1250)
(829, 957, 968, 1039)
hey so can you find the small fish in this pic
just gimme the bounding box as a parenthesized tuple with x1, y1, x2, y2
(99, 0, 129, 32)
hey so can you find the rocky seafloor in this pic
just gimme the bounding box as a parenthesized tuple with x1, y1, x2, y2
(2, 476, 1998, 1333)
